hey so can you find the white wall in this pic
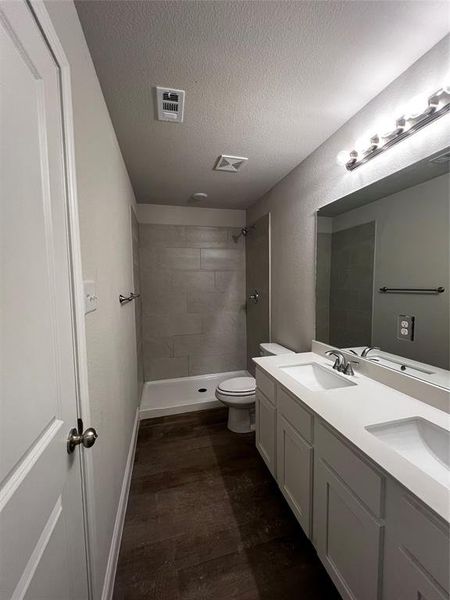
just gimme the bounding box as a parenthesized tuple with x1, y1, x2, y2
(247, 35, 450, 353)
(44, 2, 139, 597)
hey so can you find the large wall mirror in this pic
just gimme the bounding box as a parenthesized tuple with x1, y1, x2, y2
(315, 148, 450, 389)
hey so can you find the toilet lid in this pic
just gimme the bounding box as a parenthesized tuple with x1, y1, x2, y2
(218, 377, 256, 395)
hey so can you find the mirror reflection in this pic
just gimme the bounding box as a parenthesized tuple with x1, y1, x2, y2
(316, 149, 450, 389)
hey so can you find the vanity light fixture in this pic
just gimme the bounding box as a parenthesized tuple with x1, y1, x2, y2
(337, 84, 450, 171)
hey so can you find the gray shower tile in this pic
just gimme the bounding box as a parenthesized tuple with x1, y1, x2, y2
(143, 313, 202, 337)
(140, 269, 173, 295)
(147, 247, 201, 271)
(201, 311, 246, 336)
(171, 270, 215, 292)
(142, 289, 187, 315)
(139, 224, 186, 248)
(173, 331, 245, 358)
(200, 249, 244, 271)
(149, 357, 189, 380)
(214, 271, 246, 296)
(189, 352, 246, 376)
(187, 290, 244, 313)
(143, 337, 173, 359)
(185, 227, 229, 248)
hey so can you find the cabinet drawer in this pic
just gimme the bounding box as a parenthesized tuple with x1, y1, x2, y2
(256, 368, 276, 405)
(278, 386, 313, 443)
(316, 421, 383, 517)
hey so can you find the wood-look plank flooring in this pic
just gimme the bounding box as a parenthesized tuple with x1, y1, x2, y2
(113, 407, 340, 600)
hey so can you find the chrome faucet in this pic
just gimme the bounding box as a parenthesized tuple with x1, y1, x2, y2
(361, 346, 380, 358)
(325, 350, 357, 376)
(325, 350, 345, 371)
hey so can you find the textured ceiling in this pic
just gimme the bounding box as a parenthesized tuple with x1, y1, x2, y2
(75, 0, 449, 209)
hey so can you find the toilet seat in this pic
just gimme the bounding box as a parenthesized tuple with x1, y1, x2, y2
(217, 377, 256, 396)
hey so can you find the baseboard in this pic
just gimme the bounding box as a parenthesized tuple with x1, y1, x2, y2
(101, 407, 140, 600)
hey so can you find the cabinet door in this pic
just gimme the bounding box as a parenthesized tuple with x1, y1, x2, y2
(383, 479, 450, 600)
(277, 415, 313, 537)
(385, 545, 448, 600)
(256, 391, 276, 476)
(313, 459, 383, 600)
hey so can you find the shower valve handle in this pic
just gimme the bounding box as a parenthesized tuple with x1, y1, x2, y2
(248, 290, 259, 304)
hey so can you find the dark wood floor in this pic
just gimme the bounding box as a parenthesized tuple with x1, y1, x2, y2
(113, 407, 340, 600)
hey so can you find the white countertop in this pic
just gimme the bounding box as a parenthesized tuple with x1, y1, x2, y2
(253, 351, 450, 523)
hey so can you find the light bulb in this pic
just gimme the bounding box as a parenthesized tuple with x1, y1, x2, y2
(374, 116, 398, 140)
(336, 151, 350, 166)
(404, 94, 429, 120)
(354, 137, 369, 155)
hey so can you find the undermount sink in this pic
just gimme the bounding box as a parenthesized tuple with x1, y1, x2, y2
(280, 362, 357, 391)
(366, 418, 450, 487)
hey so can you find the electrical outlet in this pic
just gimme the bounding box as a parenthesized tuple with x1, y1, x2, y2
(397, 314, 415, 341)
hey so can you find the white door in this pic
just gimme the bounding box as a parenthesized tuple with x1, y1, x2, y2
(0, 2, 91, 599)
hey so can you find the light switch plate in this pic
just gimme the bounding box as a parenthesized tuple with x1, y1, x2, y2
(84, 280, 97, 314)
(397, 314, 415, 341)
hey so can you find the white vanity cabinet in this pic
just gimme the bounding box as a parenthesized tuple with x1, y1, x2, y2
(255, 389, 276, 477)
(313, 420, 385, 600)
(254, 364, 450, 600)
(255, 368, 277, 476)
(383, 479, 450, 600)
(276, 386, 314, 537)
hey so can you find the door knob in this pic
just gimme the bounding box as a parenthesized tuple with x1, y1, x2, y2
(248, 290, 259, 304)
(67, 426, 98, 454)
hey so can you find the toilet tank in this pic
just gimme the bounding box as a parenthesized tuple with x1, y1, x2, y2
(259, 342, 295, 356)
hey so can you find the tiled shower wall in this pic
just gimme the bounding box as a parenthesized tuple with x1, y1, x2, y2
(139, 224, 247, 380)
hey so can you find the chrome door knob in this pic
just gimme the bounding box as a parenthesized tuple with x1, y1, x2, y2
(67, 426, 98, 454)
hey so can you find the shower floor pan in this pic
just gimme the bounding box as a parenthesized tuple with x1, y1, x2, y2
(140, 370, 251, 420)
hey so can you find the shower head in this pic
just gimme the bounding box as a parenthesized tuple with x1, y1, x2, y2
(233, 225, 256, 242)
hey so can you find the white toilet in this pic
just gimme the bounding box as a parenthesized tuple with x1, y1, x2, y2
(215, 342, 295, 433)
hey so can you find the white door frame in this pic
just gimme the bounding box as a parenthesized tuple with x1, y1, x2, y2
(27, 1, 96, 596)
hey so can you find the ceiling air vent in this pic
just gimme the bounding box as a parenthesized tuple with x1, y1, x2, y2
(214, 155, 248, 172)
(156, 86, 185, 123)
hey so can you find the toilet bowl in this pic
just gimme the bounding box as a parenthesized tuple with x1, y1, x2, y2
(215, 342, 295, 433)
(215, 377, 256, 433)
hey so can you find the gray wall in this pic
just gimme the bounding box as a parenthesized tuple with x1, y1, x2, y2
(247, 36, 450, 354)
(139, 224, 247, 379)
(45, 3, 140, 597)
(246, 214, 270, 374)
(316, 232, 331, 343)
(332, 174, 450, 368)
(329, 222, 375, 348)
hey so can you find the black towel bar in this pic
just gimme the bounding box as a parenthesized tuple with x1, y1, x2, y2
(378, 286, 445, 295)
